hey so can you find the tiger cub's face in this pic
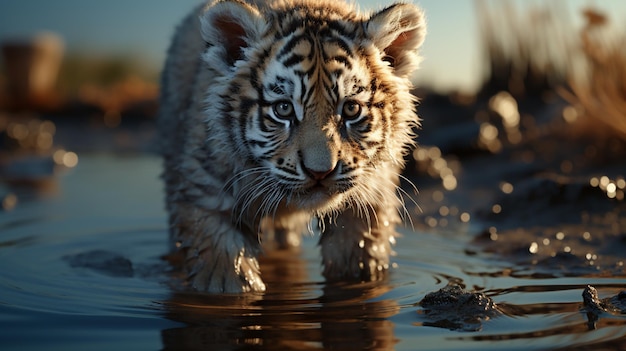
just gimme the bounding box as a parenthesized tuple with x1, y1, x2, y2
(202, 1, 425, 214)
(252, 31, 398, 210)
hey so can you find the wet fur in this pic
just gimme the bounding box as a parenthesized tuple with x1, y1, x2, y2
(158, 0, 425, 292)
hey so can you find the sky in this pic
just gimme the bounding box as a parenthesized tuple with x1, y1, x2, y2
(0, 0, 624, 92)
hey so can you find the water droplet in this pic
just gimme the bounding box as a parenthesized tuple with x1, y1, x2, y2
(62, 151, 79, 168)
(556, 232, 565, 240)
(8, 122, 28, 140)
(460, 212, 471, 223)
(413, 148, 428, 161)
(500, 182, 514, 194)
(442, 175, 457, 191)
(607, 183, 617, 198)
(432, 158, 447, 171)
(2, 193, 18, 211)
(562, 105, 579, 123)
(600, 176, 610, 188)
(607, 183, 617, 192)
(426, 216, 437, 227)
(432, 191, 444, 202)
(480, 123, 498, 141)
(489, 91, 520, 128)
(427, 146, 442, 159)
(529, 242, 539, 254)
(439, 206, 450, 216)
(488, 227, 498, 241)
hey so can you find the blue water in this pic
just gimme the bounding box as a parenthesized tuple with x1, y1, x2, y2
(1, 154, 625, 350)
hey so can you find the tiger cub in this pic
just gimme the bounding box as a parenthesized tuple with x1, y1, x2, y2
(158, 0, 426, 293)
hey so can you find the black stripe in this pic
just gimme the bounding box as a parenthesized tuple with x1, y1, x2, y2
(303, 83, 316, 106)
(282, 54, 305, 68)
(328, 56, 352, 69)
(238, 104, 250, 151)
(248, 66, 260, 90)
(317, 20, 355, 41)
(327, 20, 356, 39)
(369, 77, 378, 95)
(277, 166, 300, 177)
(330, 81, 339, 102)
(249, 139, 268, 148)
(277, 34, 308, 59)
(239, 98, 256, 116)
(325, 37, 353, 57)
(372, 101, 385, 109)
(279, 18, 305, 38)
(354, 120, 372, 134)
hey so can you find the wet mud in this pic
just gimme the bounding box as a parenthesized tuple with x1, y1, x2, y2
(405, 92, 626, 336)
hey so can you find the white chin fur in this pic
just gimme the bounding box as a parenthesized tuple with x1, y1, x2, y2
(288, 190, 345, 214)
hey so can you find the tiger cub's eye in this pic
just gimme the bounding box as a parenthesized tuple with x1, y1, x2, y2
(342, 100, 362, 120)
(273, 101, 295, 120)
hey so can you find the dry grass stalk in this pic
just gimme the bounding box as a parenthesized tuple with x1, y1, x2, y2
(564, 8, 626, 140)
(475, 0, 572, 98)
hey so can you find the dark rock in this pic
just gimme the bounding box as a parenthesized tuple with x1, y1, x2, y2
(63, 250, 133, 277)
(582, 285, 626, 330)
(419, 284, 502, 332)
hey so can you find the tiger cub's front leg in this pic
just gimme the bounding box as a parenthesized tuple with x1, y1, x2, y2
(320, 203, 400, 282)
(172, 203, 266, 293)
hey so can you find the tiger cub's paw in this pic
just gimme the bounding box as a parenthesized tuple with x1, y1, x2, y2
(189, 254, 266, 293)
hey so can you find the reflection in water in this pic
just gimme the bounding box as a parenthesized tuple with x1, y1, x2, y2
(161, 248, 398, 350)
(1, 155, 625, 351)
(0, 114, 78, 211)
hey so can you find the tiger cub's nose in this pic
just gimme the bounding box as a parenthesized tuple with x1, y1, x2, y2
(304, 166, 336, 181)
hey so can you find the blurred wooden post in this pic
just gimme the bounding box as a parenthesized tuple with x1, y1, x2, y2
(1, 32, 64, 109)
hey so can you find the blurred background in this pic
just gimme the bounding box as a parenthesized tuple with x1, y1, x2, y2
(1, 0, 625, 94)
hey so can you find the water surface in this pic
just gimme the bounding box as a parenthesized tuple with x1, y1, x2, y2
(1, 154, 625, 350)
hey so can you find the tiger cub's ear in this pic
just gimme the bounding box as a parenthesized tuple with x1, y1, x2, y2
(200, 0, 265, 67)
(366, 3, 426, 77)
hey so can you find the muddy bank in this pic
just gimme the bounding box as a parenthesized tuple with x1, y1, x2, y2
(410, 92, 625, 279)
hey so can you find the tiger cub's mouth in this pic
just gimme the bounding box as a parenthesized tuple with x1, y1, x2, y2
(295, 186, 342, 210)
(268, 159, 358, 210)
(292, 174, 356, 209)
